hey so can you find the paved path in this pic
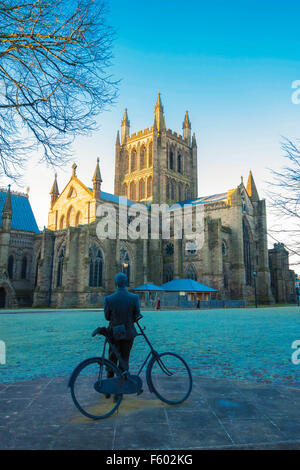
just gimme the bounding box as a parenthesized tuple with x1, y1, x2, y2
(1, 376, 300, 450)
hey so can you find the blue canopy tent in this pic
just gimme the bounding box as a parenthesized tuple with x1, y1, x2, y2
(160, 279, 218, 307)
(132, 279, 217, 308)
(133, 283, 164, 292)
(161, 279, 217, 293)
(132, 283, 163, 307)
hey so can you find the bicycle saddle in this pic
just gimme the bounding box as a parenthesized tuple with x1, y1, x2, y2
(91, 327, 108, 337)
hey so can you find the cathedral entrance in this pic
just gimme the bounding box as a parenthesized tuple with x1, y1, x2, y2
(0, 287, 6, 308)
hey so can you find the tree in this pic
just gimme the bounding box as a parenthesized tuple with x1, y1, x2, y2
(0, 0, 118, 180)
(267, 137, 300, 265)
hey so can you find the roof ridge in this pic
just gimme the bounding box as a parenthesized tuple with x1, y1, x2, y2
(0, 187, 28, 198)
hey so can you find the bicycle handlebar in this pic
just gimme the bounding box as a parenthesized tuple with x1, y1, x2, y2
(91, 327, 107, 337)
(91, 313, 144, 338)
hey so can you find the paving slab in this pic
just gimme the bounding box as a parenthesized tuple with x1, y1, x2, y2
(0, 375, 300, 450)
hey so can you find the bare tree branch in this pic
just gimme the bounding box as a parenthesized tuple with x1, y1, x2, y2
(0, 0, 118, 180)
(267, 137, 300, 260)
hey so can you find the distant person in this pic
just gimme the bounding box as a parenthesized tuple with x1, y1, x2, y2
(104, 273, 141, 400)
(156, 296, 161, 310)
(196, 299, 201, 309)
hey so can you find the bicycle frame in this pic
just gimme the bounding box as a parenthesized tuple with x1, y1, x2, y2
(98, 321, 174, 392)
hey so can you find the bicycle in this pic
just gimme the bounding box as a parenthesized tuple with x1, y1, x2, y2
(68, 315, 193, 419)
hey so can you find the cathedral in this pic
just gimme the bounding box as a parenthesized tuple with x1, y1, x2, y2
(0, 94, 296, 308)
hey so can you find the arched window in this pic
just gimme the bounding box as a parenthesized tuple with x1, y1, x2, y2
(59, 215, 64, 230)
(66, 206, 75, 227)
(120, 248, 130, 284)
(130, 181, 136, 201)
(131, 149, 137, 172)
(243, 219, 253, 286)
(148, 142, 153, 167)
(178, 154, 182, 173)
(185, 154, 190, 177)
(89, 245, 103, 287)
(8, 255, 14, 279)
(139, 179, 145, 199)
(171, 180, 176, 200)
(166, 177, 170, 198)
(21, 256, 27, 279)
(169, 150, 174, 170)
(186, 264, 197, 281)
(75, 211, 82, 227)
(163, 267, 173, 283)
(147, 176, 153, 198)
(140, 146, 146, 169)
(56, 247, 65, 287)
(222, 241, 227, 257)
(34, 253, 41, 287)
(185, 186, 190, 200)
(178, 183, 183, 201)
(122, 183, 127, 197)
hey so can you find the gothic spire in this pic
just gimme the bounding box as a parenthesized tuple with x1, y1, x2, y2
(93, 158, 102, 200)
(121, 108, 130, 127)
(3, 184, 12, 215)
(183, 110, 191, 129)
(183, 110, 191, 144)
(121, 108, 130, 143)
(246, 170, 259, 201)
(2, 184, 12, 231)
(154, 92, 166, 133)
(50, 173, 59, 196)
(192, 133, 197, 147)
(93, 157, 102, 183)
(116, 130, 120, 146)
(50, 173, 59, 209)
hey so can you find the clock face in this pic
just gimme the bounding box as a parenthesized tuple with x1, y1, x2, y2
(164, 243, 174, 256)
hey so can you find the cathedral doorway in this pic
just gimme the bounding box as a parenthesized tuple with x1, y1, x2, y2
(0, 287, 6, 308)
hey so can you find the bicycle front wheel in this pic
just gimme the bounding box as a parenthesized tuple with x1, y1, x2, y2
(148, 352, 192, 405)
(70, 358, 123, 420)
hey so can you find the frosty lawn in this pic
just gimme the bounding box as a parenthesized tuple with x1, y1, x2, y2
(1, 307, 300, 386)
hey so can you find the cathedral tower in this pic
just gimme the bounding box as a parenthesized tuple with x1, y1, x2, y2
(114, 93, 198, 204)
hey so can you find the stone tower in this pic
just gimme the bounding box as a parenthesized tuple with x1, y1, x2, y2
(114, 93, 198, 204)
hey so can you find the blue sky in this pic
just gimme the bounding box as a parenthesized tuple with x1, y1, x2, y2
(4, 0, 300, 263)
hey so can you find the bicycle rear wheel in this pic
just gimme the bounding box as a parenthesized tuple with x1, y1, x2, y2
(70, 358, 123, 419)
(148, 352, 192, 405)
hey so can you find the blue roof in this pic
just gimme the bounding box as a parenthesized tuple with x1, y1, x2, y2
(0, 191, 40, 233)
(88, 188, 138, 207)
(160, 279, 218, 292)
(132, 283, 164, 291)
(91, 188, 226, 211)
(175, 192, 227, 208)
